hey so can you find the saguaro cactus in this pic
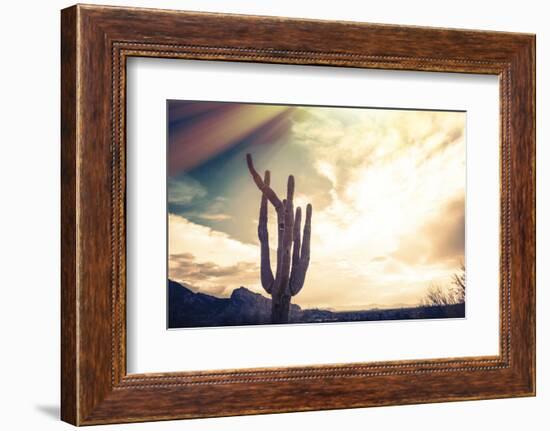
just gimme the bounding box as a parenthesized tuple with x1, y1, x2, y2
(246, 154, 312, 324)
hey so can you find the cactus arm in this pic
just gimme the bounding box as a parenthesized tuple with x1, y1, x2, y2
(275, 202, 284, 280)
(289, 206, 302, 292)
(273, 176, 295, 296)
(258, 170, 274, 294)
(280, 176, 295, 294)
(283, 175, 295, 252)
(301, 203, 312, 264)
(246, 154, 283, 211)
(290, 203, 312, 296)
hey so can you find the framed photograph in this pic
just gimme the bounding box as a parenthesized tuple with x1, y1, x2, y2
(165, 99, 469, 330)
(61, 4, 535, 425)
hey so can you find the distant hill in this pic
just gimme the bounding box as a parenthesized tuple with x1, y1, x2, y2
(168, 280, 301, 328)
(168, 279, 465, 329)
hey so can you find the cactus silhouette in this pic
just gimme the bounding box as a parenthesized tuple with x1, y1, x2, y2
(246, 154, 312, 324)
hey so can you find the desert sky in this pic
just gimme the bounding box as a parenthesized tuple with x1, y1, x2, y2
(167, 100, 465, 310)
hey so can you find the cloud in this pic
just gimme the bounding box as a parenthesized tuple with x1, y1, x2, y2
(171, 253, 257, 279)
(370, 256, 388, 263)
(168, 176, 207, 205)
(282, 107, 466, 307)
(288, 108, 464, 254)
(169, 252, 259, 297)
(169, 214, 262, 297)
(178, 196, 232, 222)
(197, 213, 232, 221)
(291, 108, 465, 201)
(390, 193, 465, 266)
(169, 213, 258, 266)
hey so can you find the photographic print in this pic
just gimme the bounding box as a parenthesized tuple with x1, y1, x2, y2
(167, 100, 466, 329)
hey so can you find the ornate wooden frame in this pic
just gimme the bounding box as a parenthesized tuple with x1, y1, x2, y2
(61, 4, 536, 425)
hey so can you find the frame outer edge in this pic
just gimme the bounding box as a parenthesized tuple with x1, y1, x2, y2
(531, 34, 536, 396)
(61, 5, 79, 426)
(526, 35, 536, 396)
(505, 34, 536, 396)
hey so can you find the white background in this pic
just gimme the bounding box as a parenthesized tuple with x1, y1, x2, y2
(127, 59, 500, 373)
(0, 0, 547, 430)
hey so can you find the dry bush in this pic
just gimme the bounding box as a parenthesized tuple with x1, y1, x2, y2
(422, 265, 466, 307)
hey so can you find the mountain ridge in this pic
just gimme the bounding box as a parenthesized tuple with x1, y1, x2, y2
(168, 279, 465, 328)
